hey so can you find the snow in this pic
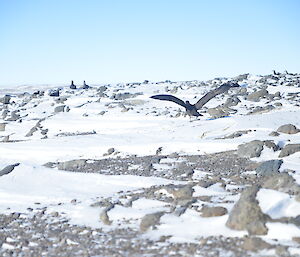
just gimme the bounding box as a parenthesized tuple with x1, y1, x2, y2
(1, 75, 300, 248)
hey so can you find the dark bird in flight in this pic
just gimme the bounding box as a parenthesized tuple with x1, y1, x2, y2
(150, 82, 240, 118)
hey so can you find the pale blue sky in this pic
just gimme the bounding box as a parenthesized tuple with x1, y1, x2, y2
(0, 0, 299, 85)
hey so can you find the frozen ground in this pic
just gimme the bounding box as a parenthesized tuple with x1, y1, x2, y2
(1, 72, 300, 256)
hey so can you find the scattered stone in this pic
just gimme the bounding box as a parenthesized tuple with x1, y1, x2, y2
(98, 111, 106, 115)
(226, 185, 268, 235)
(0, 122, 6, 131)
(262, 172, 300, 195)
(218, 130, 251, 139)
(54, 105, 66, 113)
(0, 95, 11, 104)
(279, 144, 300, 157)
(166, 185, 194, 200)
(247, 105, 275, 115)
(207, 107, 230, 119)
(277, 124, 300, 134)
(49, 89, 60, 97)
(140, 212, 164, 232)
(57, 159, 87, 171)
(103, 148, 115, 156)
(200, 206, 228, 217)
(100, 210, 112, 225)
(241, 237, 272, 252)
(256, 159, 283, 176)
(247, 89, 269, 102)
(237, 140, 264, 158)
(269, 131, 280, 137)
(0, 163, 20, 176)
(6, 111, 21, 121)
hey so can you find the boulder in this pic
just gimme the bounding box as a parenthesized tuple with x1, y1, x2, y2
(140, 212, 165, 232)
(247, 89, 269, 102)
(256, 160, 283, 176)
(0, 163, 20, 176)
(226, 185, 268, 235)
(262, 172, 300, 195)
(200, 206, 227, 217)
(277, 124, 300, 134)
(279, 144, 300, 157)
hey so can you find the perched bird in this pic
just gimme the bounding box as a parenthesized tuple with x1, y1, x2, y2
(150, 82, 240, 118)
(70, 80, 76, 89)
(83, 80, 90, 89)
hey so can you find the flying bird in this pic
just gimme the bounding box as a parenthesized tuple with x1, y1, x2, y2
(150, 82, 240, 118)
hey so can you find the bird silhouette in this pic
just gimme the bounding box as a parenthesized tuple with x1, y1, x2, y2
(150, 82, 240, 118)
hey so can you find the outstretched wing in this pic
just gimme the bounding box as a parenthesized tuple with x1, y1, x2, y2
(195, 82, 239, 109)
(150, 94, 187, 108)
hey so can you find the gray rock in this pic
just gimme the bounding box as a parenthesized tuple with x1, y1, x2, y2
(242, 237, 272, 252)
(237, 140, 264, 158)
(54, 105, 66, 113)
(279, 144, 300, 157)
(100, 210, 112, 225)
(247, 89, 269, 102)
(0, 95, 11, 104)
(57, 159, 87, 171)
(237, 140, 278, 158)
(166, 185, 194, 200)
(6, 111, 20, 121)
(262, 172, 300, 195)
(247, 105, 275, 115)
(223, 96, 241, 107)
(269, 131, 280, 137)
(277, 124, 300, 134)
(256, 159, 283, 176)
(200, 206, 228, 217)
(0, 163, 20, 176)
(1, 110, 9, 119)
(25, 120, 42, 137)
(0, 123, 6, 131)
(207, 107, 230, 119)
(140, 212, 164, 232)
(226, 185, 268, 235)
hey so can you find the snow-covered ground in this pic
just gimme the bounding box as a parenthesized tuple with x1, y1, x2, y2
(1, 73, 300, 255)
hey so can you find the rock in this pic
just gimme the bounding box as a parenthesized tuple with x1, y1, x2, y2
(25, 121, 42, 137)
(98, 111, 106, 115)
(247, 105, 275, 115)
(54, 105, 66, 113)
(207, 107, 229, 119)
(279, 144, 300, 157)
(57, 159, 87, 171)
(0, 95, 11, 104)
(256, 159, 283, 176)
(218, 130, 251, 139)
(0, 163, 20, 176)
(0, 123, 6, 131)
(293, 237, 300, 244)
(224, 96, 241, 107)
(1, 110, 9, 119)
(166, 185, 194, 200)
(200, 206, 227, 217)
(140, 212, 164, 232)
(100, 210, 112, 225)
(49, 89, 60, 97)
(269, 131, 280, 137)
(247, 89, 269, 102)
(226, 185, 268, 235)
(237, 140, 264, 158)
(6, 111, 21, 121)
(110, 92, 142, 100)
(237, 140, 278, 158)
(262, 172, 300, 195)
(277, 124, 300, 134)
(242, 237, 272, 252)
